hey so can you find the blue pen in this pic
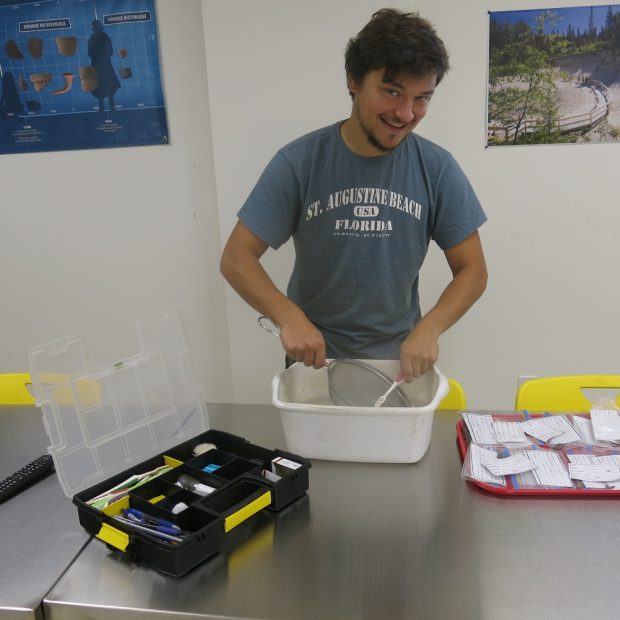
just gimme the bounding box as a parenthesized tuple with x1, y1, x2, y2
(120, 512, 181, 537)
(114, 516, 184, 542)
(152, 523, 182, 536)
(123, 508, 181, 532)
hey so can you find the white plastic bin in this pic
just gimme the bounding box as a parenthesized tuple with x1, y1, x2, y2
(272, 360, 448, 463)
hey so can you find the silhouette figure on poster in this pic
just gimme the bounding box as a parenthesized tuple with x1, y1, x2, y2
(0, 72, 23, 119)
(88, 20, 120, 112)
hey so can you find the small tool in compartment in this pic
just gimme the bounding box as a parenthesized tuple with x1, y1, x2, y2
(192, 442, 217, 456)
(202, 463, 221, 473)
(171, 502, 189, 514)
(176, 474, 216, 496)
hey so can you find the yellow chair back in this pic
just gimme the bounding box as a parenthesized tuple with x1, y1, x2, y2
(439, 378, 467, 410)
(0, 372, 35, 405)
(515, 375, 620, 412)
(0, 372, 102, 407)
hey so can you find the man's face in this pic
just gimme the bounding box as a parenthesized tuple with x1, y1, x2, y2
(344, 69, 437, 156)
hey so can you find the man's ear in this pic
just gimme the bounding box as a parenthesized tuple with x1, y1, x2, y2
(346, 74, 358, 97)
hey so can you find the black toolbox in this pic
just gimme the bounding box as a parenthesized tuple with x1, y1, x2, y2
(29, 309, 310, 576)
(74, 429, 310, 576)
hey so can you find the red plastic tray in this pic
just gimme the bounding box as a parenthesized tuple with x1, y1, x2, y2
(456, 413, 620, 497)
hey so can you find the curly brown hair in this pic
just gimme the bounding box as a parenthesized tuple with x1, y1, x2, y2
(345, 9, 450, 93)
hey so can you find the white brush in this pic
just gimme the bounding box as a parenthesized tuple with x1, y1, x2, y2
(374, 373, 404, 407)
(192, 442, 217, 456)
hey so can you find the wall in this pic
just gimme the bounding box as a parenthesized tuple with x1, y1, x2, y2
(3, 0, 614, 411)
(204, 0, 620, 409)
(417, 0, 620, 408)
(1, 0, 233, 404)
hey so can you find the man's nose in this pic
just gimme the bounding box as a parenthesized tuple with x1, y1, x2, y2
(394, 99, 415, 123)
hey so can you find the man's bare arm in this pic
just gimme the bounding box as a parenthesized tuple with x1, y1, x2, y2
(400, 231, 487, 379)
(220, 221, 326, 367)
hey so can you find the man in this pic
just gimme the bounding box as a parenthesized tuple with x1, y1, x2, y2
(220, 9, 487, 381)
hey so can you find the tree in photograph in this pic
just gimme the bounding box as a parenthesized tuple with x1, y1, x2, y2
(604, 10, 620, 59)
(588, 6, 597, 40)
(488, 9, 578, 145)
(489, 41, 561, 144)
(534, 10, 564, 48)
(524, 73, 561, 143)
(604, 5, 614, 40)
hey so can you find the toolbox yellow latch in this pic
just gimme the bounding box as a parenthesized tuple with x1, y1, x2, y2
(224, 490, 272, 533)
(97, 523, 130, 551)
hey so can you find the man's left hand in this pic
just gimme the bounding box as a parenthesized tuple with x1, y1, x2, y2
(399, 319, 440, 380)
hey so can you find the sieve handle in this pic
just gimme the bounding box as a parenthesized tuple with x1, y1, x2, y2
(257, 315, 281, 337)
(257, 316, 331, 369)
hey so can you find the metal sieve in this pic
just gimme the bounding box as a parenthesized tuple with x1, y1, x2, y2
(258, 316, 411, 408)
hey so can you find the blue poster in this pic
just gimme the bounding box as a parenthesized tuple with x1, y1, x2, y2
(0, 0, 168, 154)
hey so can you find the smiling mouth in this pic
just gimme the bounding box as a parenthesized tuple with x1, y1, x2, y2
(380, 116, 408, 130)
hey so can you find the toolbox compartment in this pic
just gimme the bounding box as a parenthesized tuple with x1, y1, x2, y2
(30, 309, 310, 576)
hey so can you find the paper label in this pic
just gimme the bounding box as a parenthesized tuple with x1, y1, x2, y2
(483, 453, 537, 476)
(590, 409, 620, 441)
(273, 457, 302, 470)
(568, 463, 620, 482)
(547, 415, 582, 445)
(520, 418, 565, 443)
(492, 421, 527, 443)
(524, 451, 573, 488)
(571, 415, 595, 444)
(567, 453, 620, 488)
(463, 413, 497, 444)
(468, 443, 506, 485)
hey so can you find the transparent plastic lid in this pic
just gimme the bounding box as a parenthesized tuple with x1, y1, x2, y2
(29, 309, 208, 497)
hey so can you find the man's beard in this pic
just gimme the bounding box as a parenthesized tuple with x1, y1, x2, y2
(351, 96, 410, 155)
(361, 123, 394, 154)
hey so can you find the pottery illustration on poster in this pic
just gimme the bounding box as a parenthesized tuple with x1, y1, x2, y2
(0, 0, 167, 154)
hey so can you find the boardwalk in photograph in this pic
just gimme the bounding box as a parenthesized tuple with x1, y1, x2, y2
(488, 55, 619, 144)
(556, 54, 620, 139)
(487, 6, 620, 146)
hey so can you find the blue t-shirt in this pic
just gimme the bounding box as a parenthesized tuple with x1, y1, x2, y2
(238, 122, 487, 359)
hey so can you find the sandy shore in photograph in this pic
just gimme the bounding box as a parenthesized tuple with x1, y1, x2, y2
(555, 79, 598, 115)
(556, 54, 620, 139)
(490, 54, 620, 143)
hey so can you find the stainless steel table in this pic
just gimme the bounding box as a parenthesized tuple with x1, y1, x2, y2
(0, 406, 90, 620)
(42, 404, 620, 620)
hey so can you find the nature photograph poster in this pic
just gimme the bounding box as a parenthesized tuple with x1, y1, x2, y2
(487, 4, 620, 146)
(0, 0, 167, 154)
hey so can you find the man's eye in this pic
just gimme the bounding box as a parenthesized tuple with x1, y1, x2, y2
(385, 89, 399, 97)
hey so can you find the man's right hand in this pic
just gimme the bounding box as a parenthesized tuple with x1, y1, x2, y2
(221, 222, 327, 369)
(279, 315, 326, 369)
